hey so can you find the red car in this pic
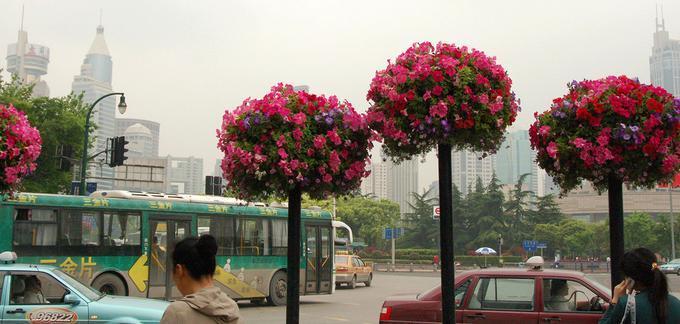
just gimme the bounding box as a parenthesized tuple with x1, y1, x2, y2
(379, 266, 611, 324)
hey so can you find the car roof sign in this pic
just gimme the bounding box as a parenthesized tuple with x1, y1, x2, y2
(0, 251, 18, 263)
(526, 256, 544, 270)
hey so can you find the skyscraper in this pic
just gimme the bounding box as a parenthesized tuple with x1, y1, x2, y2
(650, 8, 680, 97)
(72, 25, 116, 190)
(360, 162, 389, 200)
(452, 149, 496, 196)
(495, 130, 539, 194)
(386, 158, 419, 214)
(123, 123, 154, 158)
(116, 118, 160, 157)
(165, 156, 204, 195)
(6, 10, 50, 97)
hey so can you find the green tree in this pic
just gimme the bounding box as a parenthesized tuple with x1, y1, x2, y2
(0, 73, 88, 193)
(528, 194, 564, 226)
(623, 213, 659, 252)
(502, 173, 534, 248)
(401, 188, 439, 248)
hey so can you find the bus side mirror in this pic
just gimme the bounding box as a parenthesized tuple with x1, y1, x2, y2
(64, 293, 81, 305)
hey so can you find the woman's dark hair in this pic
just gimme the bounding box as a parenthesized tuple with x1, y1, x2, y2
(621, 247, 668, 324)
(172, 235, 218, 280)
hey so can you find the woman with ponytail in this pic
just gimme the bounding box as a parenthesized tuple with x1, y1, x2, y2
(599, 247, 680, 324)
(161, 235, 240, 324)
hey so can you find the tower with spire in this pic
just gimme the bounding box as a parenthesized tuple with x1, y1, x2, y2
(650, 5, 680, 97)
(5, 5, 50, 97)
(72, 23, 117, 190)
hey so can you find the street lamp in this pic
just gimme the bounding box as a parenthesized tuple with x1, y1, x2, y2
(79, 92, 127, 196)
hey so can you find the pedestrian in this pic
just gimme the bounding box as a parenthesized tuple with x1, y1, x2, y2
(161, 235, 241, 324)
(433, 255, 439, 271)
(599, 247, 680, 324)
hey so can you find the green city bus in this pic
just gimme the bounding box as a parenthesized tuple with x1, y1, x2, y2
(0, 191, 334, 305)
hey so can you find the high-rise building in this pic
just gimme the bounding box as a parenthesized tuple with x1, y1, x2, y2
(114, 157, 167, 193)
(165, 156, 204, 195)
(213, 158, 224, 177)
(650, 10, 680, 97)
(452, 149, 496, 196)
(123, 123, 154, 158)
(360, 162, 389, 200)
(495, 130, 539, 194)
(72, 25, 117, 190)
(6, 12, 50, 97)
(386, 158, 419, 214)
(115, 118, 160, 156)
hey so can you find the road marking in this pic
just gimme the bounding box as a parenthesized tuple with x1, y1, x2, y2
(324, 316, 349, 322)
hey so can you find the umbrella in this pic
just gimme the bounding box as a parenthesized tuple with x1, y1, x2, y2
(475, 247, 497, 255)
(475, 247, 497, 268)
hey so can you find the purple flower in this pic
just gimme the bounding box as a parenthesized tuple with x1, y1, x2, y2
(674, 98, 680, 108)
(325, 117, 334, 125)
(253, 116, 260, 124)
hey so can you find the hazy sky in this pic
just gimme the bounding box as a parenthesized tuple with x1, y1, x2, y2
(1, 0, 677, 190)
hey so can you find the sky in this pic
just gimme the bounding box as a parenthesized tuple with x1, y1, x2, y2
(1, 0, 677, 191)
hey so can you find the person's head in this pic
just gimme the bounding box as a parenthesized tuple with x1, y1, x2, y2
(171, 235, 218, 295)
(621, 247, 669, 324)
(550, 279, 568, 297)
(25, 276, 41, 291)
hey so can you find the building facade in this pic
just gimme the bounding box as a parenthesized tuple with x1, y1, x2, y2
(165, 156, 204, 195)
(114, 157, 167, 192)
(452, 149, 496, 196)
(495, 130, 539, 194)
(72, 25, 117, 190)
(115, 118, 160, 157)
(360, 162, 389, 200)
(650, 12, 680, 97)
(123, 123, 155, 158)
(386, 158, 419, 214)
(6, 22, 50, 97)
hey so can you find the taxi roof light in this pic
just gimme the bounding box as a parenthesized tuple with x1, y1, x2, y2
(526, 256, 545, 270)
(0, 251, 17, 263)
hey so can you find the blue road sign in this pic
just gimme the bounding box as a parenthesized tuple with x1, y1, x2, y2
(384, 228, 392, 240)
(71, 181, 98, 195)
(523, 240, 538, 252)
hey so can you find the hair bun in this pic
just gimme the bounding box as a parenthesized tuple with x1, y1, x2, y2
(196, 234, 218, 257)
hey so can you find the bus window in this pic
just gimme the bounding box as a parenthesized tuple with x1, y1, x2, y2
(60, 210, 100, 246)
(271, 219, 287, 256)
(199, 216, 235, 255)
(236, 218, 268, 256)
(13, 208, 57, 246)
(103, 212, 141, 246)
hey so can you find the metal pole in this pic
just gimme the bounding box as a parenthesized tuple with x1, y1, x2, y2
(438, 143, 454, 324)
(608, 177, 625, 292)
(287, 185, 302, 324)
(79, 92, 124, 196)
(670, 187, 676, 260)
(391, 231, 395, 271)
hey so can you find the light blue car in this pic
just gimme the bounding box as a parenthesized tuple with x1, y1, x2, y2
(1, 252, 169, 323)
(660, 258, 680, 276)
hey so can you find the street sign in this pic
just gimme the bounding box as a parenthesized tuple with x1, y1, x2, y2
(384, 228, 404, 240)
(433, 206, 440, 220)
(71, 181, 98, 195)
(384, 228, 392, 240)
(537, 242, 548, 249)
(522, 240, 538, 252)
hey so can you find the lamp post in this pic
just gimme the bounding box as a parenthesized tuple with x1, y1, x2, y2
(79, 92, 127, 196)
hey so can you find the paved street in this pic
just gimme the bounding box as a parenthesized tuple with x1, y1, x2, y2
(238, 271, 680, 323)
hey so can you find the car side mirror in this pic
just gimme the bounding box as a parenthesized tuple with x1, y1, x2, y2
(64, 293, 81, 305)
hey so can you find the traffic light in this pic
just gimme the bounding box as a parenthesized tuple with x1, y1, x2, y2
(109, 136, 129, 167)
(108, 137, 117, 167)
(205, 176, 224, 196)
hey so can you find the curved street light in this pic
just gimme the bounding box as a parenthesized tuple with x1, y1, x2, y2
(79, 92, 127, 196)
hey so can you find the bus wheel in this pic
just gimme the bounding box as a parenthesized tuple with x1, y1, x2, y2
(93, 273, 127, 296)
(267, 271, 287, 306)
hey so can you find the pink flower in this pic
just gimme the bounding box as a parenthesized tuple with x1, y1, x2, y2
(277, 148, 288, 159)
(292, 112, 307, 126)
(329, 151, 341, 172)
(429, 101, 448, 118)
(327, 130, 342, 146)
(292, 128, 303, 141)
(322, 173, 333, 183)
(313, 136, 327, 149)
(539, 126, 551, 136)
(546, 142, 558, 159)
(432, 86, 443, 96)
(572, 138, 589, 149)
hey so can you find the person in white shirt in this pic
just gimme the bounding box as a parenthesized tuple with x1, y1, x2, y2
(23, 276, 48, 304)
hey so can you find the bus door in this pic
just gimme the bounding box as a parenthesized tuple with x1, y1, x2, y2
(148, 217, 191, 300)
(305, 225, 332, 294)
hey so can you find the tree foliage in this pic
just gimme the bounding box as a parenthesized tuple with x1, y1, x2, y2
(0, 73, 88, 193)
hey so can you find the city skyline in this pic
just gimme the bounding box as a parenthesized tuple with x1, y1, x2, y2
(1, 1, 678, 191)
